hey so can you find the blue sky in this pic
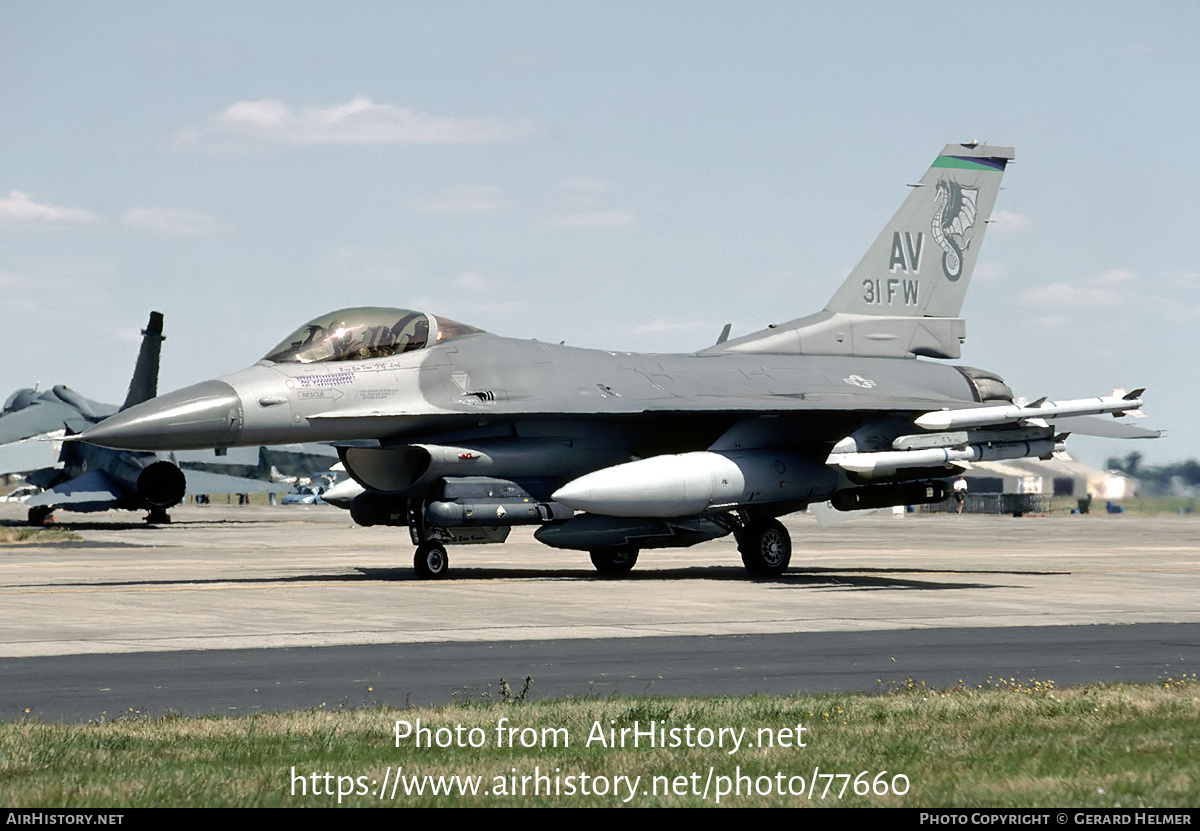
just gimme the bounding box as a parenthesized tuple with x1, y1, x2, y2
(3, 1, 1197, 465)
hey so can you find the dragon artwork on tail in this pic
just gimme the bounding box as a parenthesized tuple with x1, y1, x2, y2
(931, 177, 979, 282)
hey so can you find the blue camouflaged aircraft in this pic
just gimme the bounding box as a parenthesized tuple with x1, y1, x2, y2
(1, 313, 280, 524)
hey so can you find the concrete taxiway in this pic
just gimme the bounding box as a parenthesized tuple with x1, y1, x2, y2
(4, 503, 1199, 656)
(2, 503, 1198, 719)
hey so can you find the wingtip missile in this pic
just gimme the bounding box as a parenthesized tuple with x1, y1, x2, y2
(914, 391, 1147, 431)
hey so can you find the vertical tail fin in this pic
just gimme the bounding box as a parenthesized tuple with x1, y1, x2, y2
(120, 312, 165, 411)
(709, 143, 1013, 359)
(827, 142, 1013, 319)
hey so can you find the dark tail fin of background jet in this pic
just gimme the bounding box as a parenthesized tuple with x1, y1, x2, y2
(707, 142, 1014, 359)
(120, 311, 165, 412)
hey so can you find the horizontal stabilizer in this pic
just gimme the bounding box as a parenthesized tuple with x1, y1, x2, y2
(1052, 415, 1162, 440)
(25, 470, 123, 509)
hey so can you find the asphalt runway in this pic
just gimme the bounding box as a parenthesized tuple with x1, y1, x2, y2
(2, 502, 1198, 721)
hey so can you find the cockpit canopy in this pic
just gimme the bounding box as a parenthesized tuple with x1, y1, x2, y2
(2, 388, 39, 414)
(262, 307, 484, 364)
(2, 385, 110, 418)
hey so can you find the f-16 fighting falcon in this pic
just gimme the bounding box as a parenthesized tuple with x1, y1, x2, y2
(80, 143, 1158, 577)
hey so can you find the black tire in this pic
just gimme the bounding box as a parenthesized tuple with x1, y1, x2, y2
(413, 541, 450, 579)
(589, 546, 639, 575)
(27, 506, 52, 526)
(737, 519, 791, 577)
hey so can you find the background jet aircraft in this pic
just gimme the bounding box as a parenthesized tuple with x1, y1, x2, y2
(82, 143, 1158, 576)
(0, 386, 117, 478)
(1, 312, 280, 524)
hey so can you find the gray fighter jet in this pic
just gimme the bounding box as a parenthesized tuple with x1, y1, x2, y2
(81, 143, 1158, 576)
(1, 313, 279, 524)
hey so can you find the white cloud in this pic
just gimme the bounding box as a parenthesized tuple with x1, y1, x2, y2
(1019, 269, 1138, 308)
(0, 269, 35, 289)
(973, 261, 1006, 282)
(175, 96, 537, 150)
(319, 245, 410, 283)
(1030, 315, 1071, 330)
(555, 178, 620, 211)
(454, 271, 497, 291)
(409, 186, 506, 214)
(544, 211, 636, 229)
(0, 191, 97, 223)
(1091, 268, 1136, 287)
(1020, 282, 1123, 308)
(121, 207, 220, 236)
(560, 178, 611, 193)
(1153, 270, 1200, 322)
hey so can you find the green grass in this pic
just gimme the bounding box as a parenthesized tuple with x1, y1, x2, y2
(1110, 496, 1198, 516)
(3, 679, 1198, 807)
(1032, 497, 1196, 516)
(0, 526, 82, 544)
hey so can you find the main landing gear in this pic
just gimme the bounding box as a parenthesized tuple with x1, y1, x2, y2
(735, 518, 792, 577)
(589, 545, 639, 576)
(402, 516, 792, 579)
(413, 541, 450, 579)
(146, 508, 171, 524)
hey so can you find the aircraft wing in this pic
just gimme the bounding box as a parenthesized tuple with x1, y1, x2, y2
(638, 391, 980, 414)
(0, 402, 93, 446)
(170, 446, 263, 466)
(169, 443, 337, 466)
(0, 431, 65, 475)
(20, 461, 280, 516)
(181, 469, 285, 495)
(268, 442, 339, 458)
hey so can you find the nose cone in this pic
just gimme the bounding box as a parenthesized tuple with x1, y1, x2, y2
(80, 380, 244, 451)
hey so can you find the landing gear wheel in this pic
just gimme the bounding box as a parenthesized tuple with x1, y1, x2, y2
(737, 519, 791, 577)
(413, 542, 449, 579)
(146, 508, 171, 524)
(27, 506, 52, 526)
(589, 546, 639, 576)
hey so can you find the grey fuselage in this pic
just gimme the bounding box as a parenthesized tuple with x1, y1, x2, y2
(84, 331, 985, 502)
